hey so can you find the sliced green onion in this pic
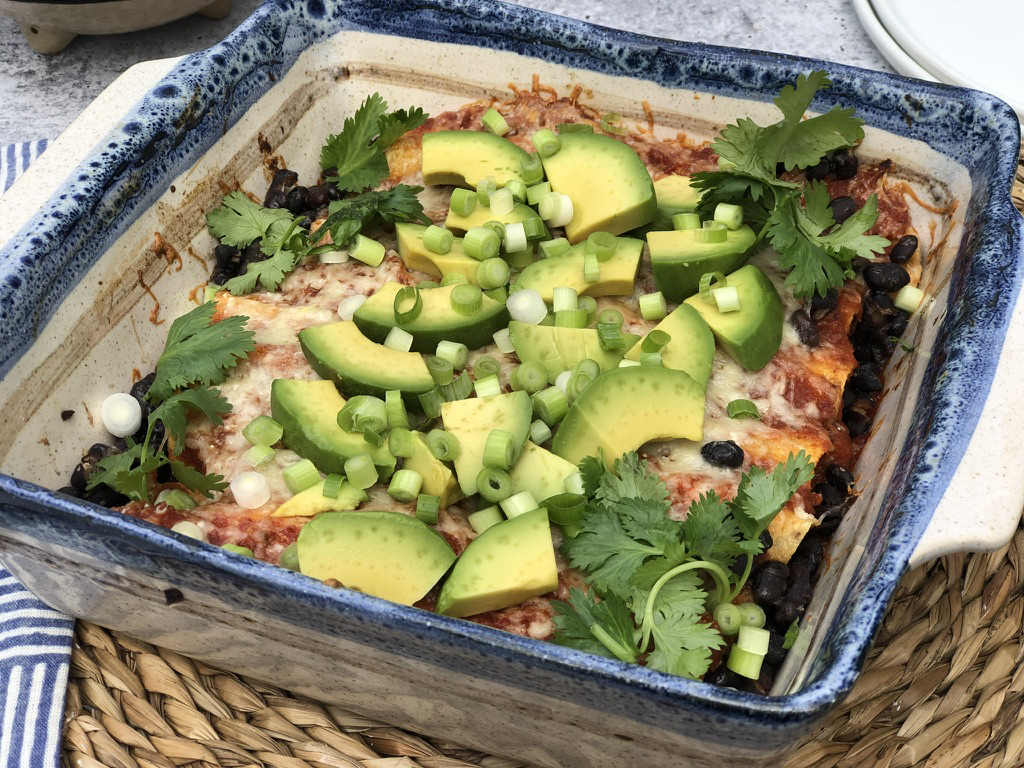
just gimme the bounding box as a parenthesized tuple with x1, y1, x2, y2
(583, 252, 601, 283)
(539, 192, 574, 227)
(481, 107, 510, 136)
(476, 176, 497, 206)
(641, 329, 672, 353)
(450, 283, 483, 315)
(739, 603, 767, 629)
(506, 288, 548, 324)
(577, 295, 597, 325)
(283, 459, 320, 495)
(505, 247, 535, 268)
(489, 188, 515, 217)
(477, 466, 513, 502)
(597, 322, 625, 350)
(420, 280, 439, 289)
(695, 221, 728, 244)
(422, 225, 453, 255)
(894, 284, 924, 313)
(477, 257, 510, 290)
(221, 543, 254, 557)
(436, 340, 468, 370)
(415, 494, 441, 524)
(394, 285, 423, 325)
(474, 374, 502, 398)
(450, 187, 478, 216)
(564, 471, 585, 495)
(599, 112, 627, 135)
(520, 152, 544, 184)
(531, 128, 561, 157)
(384, 326, 414, 351)
(388, 428, 416, 459)
(713, 603, 742, 636)
(554, 370, 572, 395)
(529, 419, 552, 445)
(418, 388, 444, 418)
(350, 234, 386, 266)
(640, 352, 663, 367)
(554, 309, 589, 328)
(618, 359, 642, 368)
(279, 542, 300, 571)
(586, 231, 617, 261)
(427, 355, 455, 385)
(322, 473, 344, 499)
(561, 522, 584, 539)
(699, 271, 727, 302)
(512, 362, 548, 394)
(440, 371, 473, 401)
(598, 308, 624, 327)
(469, 505, 503, 534)
(440, 272, 468, 287)
(243, 415, 284, 446)
(204, 285, 219, 303)
(362, 426, 386, 447)
(473, 355, 501, 379)
(243, 443, 276, 468)
(463, 227, 500, 261)
(426, 429, 461, 461)
(552, 286, 578, 313)
(639, 291, 667, 321)
(713, 286, 741, 313)
(727, 399, 761, 420)
(484, 287, 508, 305)
(714, 202, 744, 230)
(538, 237, 570, 258)
(527, 182, 552, 206)
(338, 294, 367, 321)
(504, 222, 528, 253)
(506, 179, 527, 202)
(493, 327, 514, 354)
(483, 429, 516, 470)
(734, 626, 770, 659)
(727, 646, 765, 680)
(672, 212, 701, 230)
(566, 364, 597, 401)
(500, 490, 538, 519)
(385, 389, 410, 429)
(783, 620, 800, 650)
(533, 386, 568, 425)
(156, 489, 197, 510)
(338, 395, 387, 433)
(521, 217, 546, 241)
(388, 469, 423, 502)
(231, 472, 270, 510)
(544, 493, 585, 526)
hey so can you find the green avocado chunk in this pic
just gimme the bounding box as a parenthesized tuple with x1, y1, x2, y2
(508, 321, 639, 383)
(507, 441, 579, 502)
(444, 201, 549, 239)
(647, 225, 758, 302)
(298, 321, 434, 401)
(540, 132, 657, 243)
(436, 508, 558, 617)
(354, 281, 509, 352)
(511, 236, 643, 302)
(403, 431, 463, 509)
(270, 379, 396, 477)
(551, 366, 705, 467)
(440, 391, 532, 496)
(624, 303, 716, 387)
(394, 222, 486, 284)
(422, 130, 531, 188)
(684, 264, 784, 371)
(273, 478, 368, 518)
(629, 175, 703, 237)
(297, 510, 456, 605)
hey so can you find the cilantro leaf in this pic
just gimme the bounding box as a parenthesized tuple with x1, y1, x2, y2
(563, 507, 664, 600)
(646, 607, 723, 680)
(149, 386, 232, 454)
(551, 587, 638, 663)
(312, 184, 430, 251)
(596, 453, 668, 507)
(681, 490, 744, 567)
(87, 443, 151, 502)
(169, 460, 227, 498)
(709, 117, 772, 178)
(818, 194, 891, 259)
(148, 303, 255, 402)
(616, 497, 680, 554)
(731, 451, 815, 540)
(206, 190, 292, 248)
(376, 106, 429, 150)
(577, 455, 605, 498)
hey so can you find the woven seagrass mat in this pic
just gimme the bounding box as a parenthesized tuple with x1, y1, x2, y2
(61, 158, 1024, 768)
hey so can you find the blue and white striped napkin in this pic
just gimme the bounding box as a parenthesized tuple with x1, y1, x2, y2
(0, 138, 75, 768)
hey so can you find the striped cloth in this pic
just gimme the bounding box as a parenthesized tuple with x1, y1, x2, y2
(0, 139, 74, 768)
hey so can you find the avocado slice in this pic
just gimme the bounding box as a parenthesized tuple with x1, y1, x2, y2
(271, 379, 396, 477)
(507, 321, 640, 383)
(404, 431, 464, 508)
(508, 441, 579, 502)
(540, 132, 657, 243)
(422, 130, 531, 188)
(624, 303, 715, 387)
(512, 236, 642, 302)
(394, 222, 485, 284)
(273, 478, 369, 518)
(297, 510, 456, 605)
(551, 366, 705, 467)
(648, 225, 758, 303)
(298, 321, 434, 401)
(436, 508, 558, 617)
(684, 264, 783, 371)
(444, 201, 548, 240)
(440, 391, 532, 496)
(354, 281, 510, 352)
(629, 175, 702, 238)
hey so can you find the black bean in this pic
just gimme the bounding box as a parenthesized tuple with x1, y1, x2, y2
(753, 561, 789, 606)
(849, 363, 883, 393)
(805, 158, 830, 181)
(701, 440, 744, 469)
(760, 529, 774, 552)
(889, 234, 918, 264)
(84, 485, 129, 508)
(842, 388, 858, 409)
(786, 563, 813, 607)
(240, 242, 265, 271)
(764, 628, 787, 666)
(739, 666, 774, 695)
(792, 535, 825, 579)
(264, 188, 287, 209)
(305, 185, 330, 210)
(830, 148, 859, 180)
(851, 256, 873, 272)
(829, 196, 857, 224)
(814, 481, 844, 510)
(268, 168, 298, 192)
(774, 599, 802, 628)
(60, 409, 75, 421)
(326, 183, 342, 201)
(864, 262, 910, 293)
(825, 464, 854, 493)
(211, 269, 232, 286)
(811, 288, 838, 313)
(88, 443, 115, 458)
(707, 665, 742, 689)
(843, 407, 872, 437)
(57, 485, 83, 499)
(214, 244, 239, 269)
(790, 310, 820, 347)
(888, 310, 909, 337)
(129, 372, 156, 403)
(285, 186, 309, 215)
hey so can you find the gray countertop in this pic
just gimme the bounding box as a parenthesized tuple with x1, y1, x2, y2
(0, 0, 890, 147)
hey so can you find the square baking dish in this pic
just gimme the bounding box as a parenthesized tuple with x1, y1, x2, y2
(0, 1, 1021, 765)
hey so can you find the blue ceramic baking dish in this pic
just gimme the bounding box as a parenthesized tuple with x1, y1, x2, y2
(0, 1, 1021, 765)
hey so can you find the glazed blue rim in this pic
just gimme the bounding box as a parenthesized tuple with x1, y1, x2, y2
(0, 0, 1021, 733)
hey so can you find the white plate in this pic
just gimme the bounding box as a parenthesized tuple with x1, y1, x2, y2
(853, 0, 1024, 121)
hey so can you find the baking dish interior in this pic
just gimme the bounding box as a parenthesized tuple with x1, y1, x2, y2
(0, 0, 1020, 758)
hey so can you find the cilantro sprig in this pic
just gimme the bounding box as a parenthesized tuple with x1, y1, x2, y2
(88, 303, 255, 503)
(552, 450, 813, 680)
(690, 71, 889, 299)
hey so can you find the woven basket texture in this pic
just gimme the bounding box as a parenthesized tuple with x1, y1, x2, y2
(60, 158, 1024, 768)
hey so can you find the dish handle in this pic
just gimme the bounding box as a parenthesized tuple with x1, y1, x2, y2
(909, 212, 1024, 568)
